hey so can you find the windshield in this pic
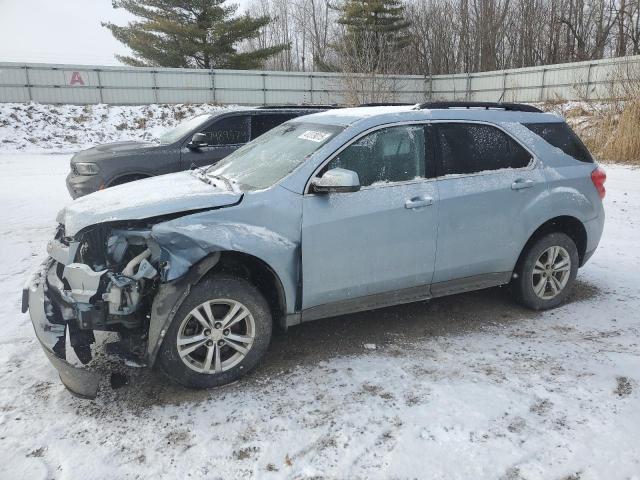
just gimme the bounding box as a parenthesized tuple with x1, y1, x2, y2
(206, 122, 344, 190)
(158, 114, 213, 144)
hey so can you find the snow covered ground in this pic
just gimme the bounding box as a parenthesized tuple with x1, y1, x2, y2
(0, 153, 639, 480)
(0, 103, 238, 153)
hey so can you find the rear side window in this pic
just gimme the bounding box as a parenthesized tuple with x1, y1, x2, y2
(251, 113, 297, 139)
(436, 123, 532, 176)
(200, 115, 250, 145)
(524, 122, 593, 163)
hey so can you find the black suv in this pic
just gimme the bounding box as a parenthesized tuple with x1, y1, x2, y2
(66, 105, 334, 198)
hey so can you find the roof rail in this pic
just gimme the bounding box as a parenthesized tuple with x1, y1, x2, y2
(256, 104, 341, 109)
(415, 101, 542, 113)
(358, 102, 415, 107)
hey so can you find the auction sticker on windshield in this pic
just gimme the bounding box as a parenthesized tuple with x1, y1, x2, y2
(298, 130, 332, 142)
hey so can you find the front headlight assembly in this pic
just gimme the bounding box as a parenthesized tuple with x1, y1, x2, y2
(74, 162, 100, 175)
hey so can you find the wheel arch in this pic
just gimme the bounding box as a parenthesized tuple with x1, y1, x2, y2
(207, 251, 288, 331)
(514, 215, 588, 273)
(147, 250, 289, 366)
(106, 172, 153, 187)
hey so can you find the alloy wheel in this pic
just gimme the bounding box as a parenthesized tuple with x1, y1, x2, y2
(176, 299, 255, 374)
(531, 246, 571, 300)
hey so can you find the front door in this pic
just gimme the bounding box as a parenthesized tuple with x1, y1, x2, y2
(301, 124, 439, 311)
(181, 114, 250, 169)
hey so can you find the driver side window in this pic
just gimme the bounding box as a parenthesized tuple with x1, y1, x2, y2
(327, 125, 426, 187)
(199, 115, 250, 146)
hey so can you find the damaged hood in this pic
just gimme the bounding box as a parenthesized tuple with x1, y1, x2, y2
(59, 171, 242, 236)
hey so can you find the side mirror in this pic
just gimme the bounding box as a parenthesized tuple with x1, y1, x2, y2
(311, 168, 361, 194)
(188, 133, 208, 149)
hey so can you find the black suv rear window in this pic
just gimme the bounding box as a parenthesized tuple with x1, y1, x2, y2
(251, 113, 297, 139)
(524, 122, 593, 163)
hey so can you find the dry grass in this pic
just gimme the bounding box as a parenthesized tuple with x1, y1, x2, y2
(541, 64, 640, 165)
(563, 104, 591, 119)
(585, 64, 640, 164)
(541, 97, 640, 165)
(588, 98, 640, 164)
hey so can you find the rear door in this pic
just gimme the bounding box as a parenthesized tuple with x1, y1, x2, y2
(301, 124, 439, 311)
(180, 114, 250, 168)
(432, 121, 546, 289)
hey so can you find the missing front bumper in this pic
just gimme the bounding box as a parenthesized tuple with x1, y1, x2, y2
(24, 260, 101, 399)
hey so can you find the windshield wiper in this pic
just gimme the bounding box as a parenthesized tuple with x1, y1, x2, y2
(191, 168, 230, 190)
(207, 173, 233, 191)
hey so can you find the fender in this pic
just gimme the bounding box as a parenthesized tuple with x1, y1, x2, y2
(510, 189, 597, 273)
(146, 219, 298, 365)
(146, 252, 221, 366)
(541, 187, 600, 222)
(149, 219, 299, 312)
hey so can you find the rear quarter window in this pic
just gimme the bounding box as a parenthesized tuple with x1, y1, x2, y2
(524, 122, 594, 163)
(435, 123, 532, 176)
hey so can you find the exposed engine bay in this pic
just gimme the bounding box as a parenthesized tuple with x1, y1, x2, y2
(47, 222, 165, 365)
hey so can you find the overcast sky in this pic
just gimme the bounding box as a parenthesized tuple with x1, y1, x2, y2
(0, 0, 249, 66)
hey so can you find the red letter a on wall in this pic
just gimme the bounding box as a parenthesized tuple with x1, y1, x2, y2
(69, 71, 85, 86)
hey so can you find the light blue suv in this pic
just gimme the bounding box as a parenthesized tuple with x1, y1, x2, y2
(24, 102, 606, 398)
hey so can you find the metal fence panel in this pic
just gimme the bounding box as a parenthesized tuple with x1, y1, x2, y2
(156, 89, 212, 104)
(215, 71, 263, 91)
(0, 57, 639, 105)
(102, 88, 156, 104)
(100, 69, 154, 88)
(155, 71, 210, 89)
(0, 66, 27, 85)
(30, 86, 101, 104)
(311, 74, 343, 93)
(266, 89, 309, 105)
(0, 86, 29, 102)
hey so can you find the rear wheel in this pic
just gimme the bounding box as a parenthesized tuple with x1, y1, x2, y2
(511, 232, 579, 310)
(158, 275, 272, 388)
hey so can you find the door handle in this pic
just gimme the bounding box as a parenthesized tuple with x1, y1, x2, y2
(405, 196, 433, 209)
(511, 178, 534, 190)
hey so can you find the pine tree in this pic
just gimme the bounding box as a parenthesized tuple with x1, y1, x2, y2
(335, 0, 411, 54)
(103, 0, 288, 69)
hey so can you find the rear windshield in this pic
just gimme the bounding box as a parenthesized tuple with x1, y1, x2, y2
(524, 122, 594, 163)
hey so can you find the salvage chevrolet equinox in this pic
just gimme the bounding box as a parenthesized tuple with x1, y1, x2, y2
(24, 102, 606, 398)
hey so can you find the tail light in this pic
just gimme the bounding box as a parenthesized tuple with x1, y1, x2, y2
(591, 166, 606, 199)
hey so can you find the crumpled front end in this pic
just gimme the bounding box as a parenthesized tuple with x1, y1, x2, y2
(24, 259, 102, 398)
(24, 224, 162, 399)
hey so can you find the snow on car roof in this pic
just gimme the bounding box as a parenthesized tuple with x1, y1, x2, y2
(292, 104, 561, 127)
(293, 105, 419, 125)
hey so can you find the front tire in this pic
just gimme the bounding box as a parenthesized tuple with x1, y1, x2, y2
(511, 232, 579, 310)
(158, 275, 272, 389)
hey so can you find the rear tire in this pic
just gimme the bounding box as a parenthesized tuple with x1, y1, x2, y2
(511, 232, 579, 310)
(158, 275, 272, 389)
